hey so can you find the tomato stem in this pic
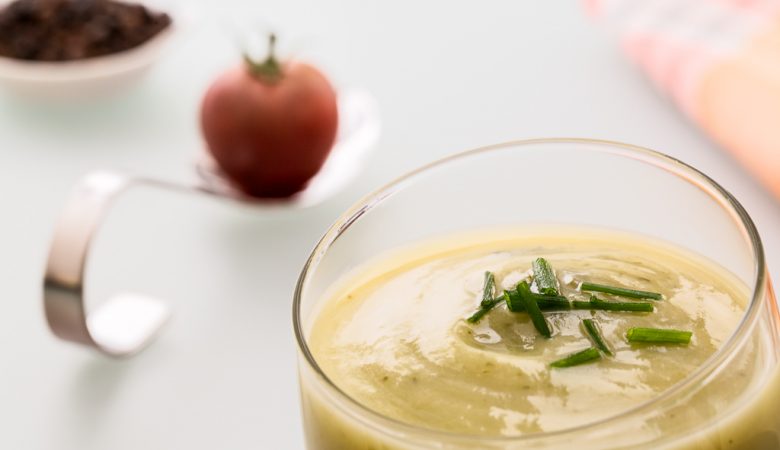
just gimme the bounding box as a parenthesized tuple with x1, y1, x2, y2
(244, 33, 283, 83)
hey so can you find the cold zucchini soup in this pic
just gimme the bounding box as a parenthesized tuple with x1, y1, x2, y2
(301, 229, 780, 449)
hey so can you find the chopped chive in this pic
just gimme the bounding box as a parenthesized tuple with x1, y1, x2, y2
(466, 297, 502, 323)
(580, 282, 662, 300)
(506, 289, 570, 312)
(504, 289, 522, 312)
(582, 319, 613, 356)
(533, 258, 559, 296)
(572, 296, 654, 312)
(480, 271, 496, 308)
(533, 295, 571, 311)
(550, 347, 601, 368)
(516, 281, 552, 338)
(626, 327, 692, 344)
(529, 292, 568, 302)
(467, 271, 500, 323)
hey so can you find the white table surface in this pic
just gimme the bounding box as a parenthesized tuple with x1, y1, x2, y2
(2, 2, 779, 449)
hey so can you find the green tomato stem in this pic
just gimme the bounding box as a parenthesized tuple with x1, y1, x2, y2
(244, 33, 283, 83)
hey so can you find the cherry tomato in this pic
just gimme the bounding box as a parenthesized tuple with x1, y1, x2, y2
(201, 35, 338, 198)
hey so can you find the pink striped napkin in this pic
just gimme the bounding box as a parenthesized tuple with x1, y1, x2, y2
(587, 0, 780, 199)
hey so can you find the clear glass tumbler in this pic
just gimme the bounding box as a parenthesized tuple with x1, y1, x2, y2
(293, 139, 780, 449)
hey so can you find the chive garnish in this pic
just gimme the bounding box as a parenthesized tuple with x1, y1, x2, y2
(533, 258, 559, 296)
(466, 297, 502, 323)
(467, 271, 500, 323)
(550, 347, 601, 368)
(506, 289, 570, 312)
(516, 281, 552, 338)
(582, 319, 613, 356)
(531, 295, 571, 311)
(504, 289, 522, 312)
(626, 327, 692, 344)
(480, 271, 496, 308)
(572, 296, 654, 312)
(580, 282, 662, 300)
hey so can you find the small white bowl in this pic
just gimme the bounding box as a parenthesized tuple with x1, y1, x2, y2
(0, 0, 185, 99)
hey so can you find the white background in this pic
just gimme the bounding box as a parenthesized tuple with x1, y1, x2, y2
(1, 2, 779, 449)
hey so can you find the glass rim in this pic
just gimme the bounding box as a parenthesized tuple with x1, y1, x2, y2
(292, 137, 767, 443)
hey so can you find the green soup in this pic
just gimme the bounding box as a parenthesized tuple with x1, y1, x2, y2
(303, 229, 780, 449)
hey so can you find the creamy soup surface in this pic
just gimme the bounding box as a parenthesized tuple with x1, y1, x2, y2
(308, 230, 749, 436)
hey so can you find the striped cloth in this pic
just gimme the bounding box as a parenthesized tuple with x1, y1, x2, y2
(587, 0, 780, 198)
